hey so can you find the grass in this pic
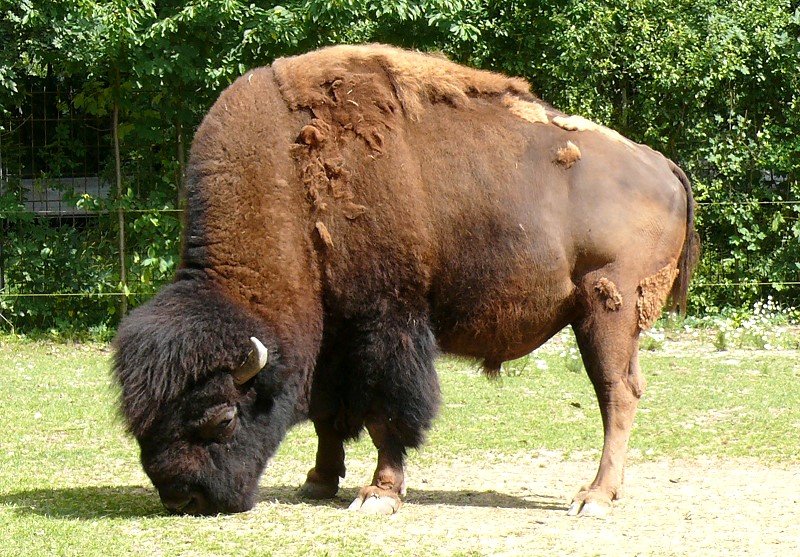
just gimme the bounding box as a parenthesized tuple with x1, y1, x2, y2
(2, 333, 799, 556)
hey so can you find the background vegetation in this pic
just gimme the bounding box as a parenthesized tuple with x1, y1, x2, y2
(1, 0, 799, 332)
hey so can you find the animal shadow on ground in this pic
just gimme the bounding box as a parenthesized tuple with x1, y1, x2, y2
(0, 485, 164, 519)
(2, 485, 566, 519)
(405, 489, 566, 511)
(261, 485, 567, 512)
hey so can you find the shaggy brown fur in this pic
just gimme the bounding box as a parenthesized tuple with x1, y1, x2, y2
(272, 44, 534, 119)
(113, 44, 699, 518)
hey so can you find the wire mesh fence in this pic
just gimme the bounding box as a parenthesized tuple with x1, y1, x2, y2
(3, 200, 798, 331)
(0, 81, 183, 330)
(1, 84, 799, 331)
(0, 85, 111, 214)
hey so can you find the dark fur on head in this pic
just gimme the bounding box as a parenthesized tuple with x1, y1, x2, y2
(113, 278, 304, 514)
(113, 279, 272, 436)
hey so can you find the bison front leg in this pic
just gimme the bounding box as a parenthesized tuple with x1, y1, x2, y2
(299, 421, 345, 499)
(348, 419, 406, 515)
(569, 278, 645, 517)
(344, 311, 440, 515)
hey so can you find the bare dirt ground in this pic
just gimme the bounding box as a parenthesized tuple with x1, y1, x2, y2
(323, 452, 800, 556)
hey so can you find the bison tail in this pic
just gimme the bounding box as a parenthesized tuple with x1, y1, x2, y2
(668, 161, 700, 314)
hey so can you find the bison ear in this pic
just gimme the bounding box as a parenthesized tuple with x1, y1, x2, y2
(232, 337, 269, 385)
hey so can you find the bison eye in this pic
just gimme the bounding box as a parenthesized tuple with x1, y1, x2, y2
(198, 405, 238, 441)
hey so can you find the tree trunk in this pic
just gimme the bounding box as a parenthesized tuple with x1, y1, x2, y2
(113, 70, 127, 317)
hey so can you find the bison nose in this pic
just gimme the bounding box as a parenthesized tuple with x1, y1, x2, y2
(159, 487, 211, 515)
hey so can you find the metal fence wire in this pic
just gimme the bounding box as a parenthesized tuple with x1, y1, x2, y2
(2, 207, 797, 295)
(1, 85, 799, 329)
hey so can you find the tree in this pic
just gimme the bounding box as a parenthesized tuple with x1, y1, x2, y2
(1, 0, 799, 332)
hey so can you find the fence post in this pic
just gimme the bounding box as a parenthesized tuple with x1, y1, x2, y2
(177, 119, 186, 207)
(0, 128, 4, 291)
(113, 69, 128, 317)
(0, 218, 5, 292)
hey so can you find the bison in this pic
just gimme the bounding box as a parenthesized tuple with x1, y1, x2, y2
(113, 44, 697, 517)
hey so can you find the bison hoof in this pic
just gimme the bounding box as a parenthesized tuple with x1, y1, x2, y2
(567, 499, 612, 517)
(298, 480, 339, 499)
(567, 488, 613, 517)
(348, 486, 402, 515)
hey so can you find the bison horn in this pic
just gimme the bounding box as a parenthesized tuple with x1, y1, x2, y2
(233, 337, 269, 385)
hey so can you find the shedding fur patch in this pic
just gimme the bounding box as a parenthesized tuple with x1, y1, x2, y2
(298, 123, 327, 147)
(594, 278, 622, 311)
(315, 221, 334, 248)
(291, 124, 354, 214)
(275, 44, 540, 231)
(551, 115, 635, 149)
(343, 202, 367, 220)
(637, 265, 679, 330)
(554, 140, 582, 169)
(502, 94, 549, 125)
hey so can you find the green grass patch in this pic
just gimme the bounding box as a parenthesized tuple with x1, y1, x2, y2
(2, 336, 799, 555)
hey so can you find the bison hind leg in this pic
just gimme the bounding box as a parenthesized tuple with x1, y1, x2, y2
(569, 273, 645, 516)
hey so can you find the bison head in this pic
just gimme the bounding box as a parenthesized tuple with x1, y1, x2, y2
(112, 281, 299, 515)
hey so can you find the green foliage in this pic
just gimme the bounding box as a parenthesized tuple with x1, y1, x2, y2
(1, 0, 799, 332)
(678, 297, 800, 351)
(0, 197, 179, 332)
(1, 215, 115, 331)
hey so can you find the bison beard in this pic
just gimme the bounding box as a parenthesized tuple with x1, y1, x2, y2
(113, 44, 697, 518)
